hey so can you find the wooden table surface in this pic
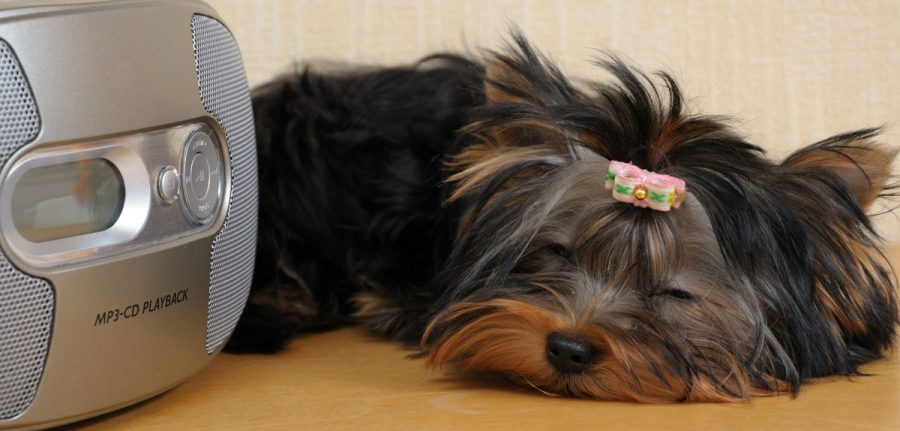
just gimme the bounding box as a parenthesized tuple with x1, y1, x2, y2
(72, 246, 900, 431)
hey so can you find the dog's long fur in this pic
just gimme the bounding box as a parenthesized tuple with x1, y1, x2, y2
(228, 35, 898, 402)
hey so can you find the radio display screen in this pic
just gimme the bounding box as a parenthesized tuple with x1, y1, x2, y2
(11, 159, 125, 243)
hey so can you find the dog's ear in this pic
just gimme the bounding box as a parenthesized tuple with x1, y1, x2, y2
(483, 57, 535, 106)
(446, 35, 585, 208)
(771, 129, 898, 375)
(482, 34, 574, 108)
(465, 33, 595, 157)
(779, 129, 897, 210)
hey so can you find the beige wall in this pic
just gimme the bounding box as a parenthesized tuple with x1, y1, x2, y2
(207, 0, 900, 241)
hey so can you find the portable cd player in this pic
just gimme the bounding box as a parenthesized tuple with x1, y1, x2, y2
(0, 0, 258, 428)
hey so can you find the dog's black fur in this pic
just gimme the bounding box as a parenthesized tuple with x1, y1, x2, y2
(227, 55, 485, 353)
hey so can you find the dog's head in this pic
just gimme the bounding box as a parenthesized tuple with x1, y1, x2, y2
(422, 36, 898, 402)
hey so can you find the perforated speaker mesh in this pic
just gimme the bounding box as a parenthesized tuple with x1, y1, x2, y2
(190, 15, 259, 354)
(0, 39, 54, 420)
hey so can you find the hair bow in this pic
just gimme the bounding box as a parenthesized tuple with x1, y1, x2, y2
(604, 161, 686, 211)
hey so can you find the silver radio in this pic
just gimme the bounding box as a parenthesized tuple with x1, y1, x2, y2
(0, 0, 258, 428)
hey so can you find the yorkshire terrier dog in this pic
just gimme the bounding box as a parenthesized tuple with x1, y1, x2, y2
(228, 35, 898, 402)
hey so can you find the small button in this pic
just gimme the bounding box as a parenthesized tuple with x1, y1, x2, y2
(189, 153, 211, 199)
(157, 166, 180, 204)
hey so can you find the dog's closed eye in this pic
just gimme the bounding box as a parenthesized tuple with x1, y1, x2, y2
(651, 286, 695, 301)
(544, 243, 575, 264)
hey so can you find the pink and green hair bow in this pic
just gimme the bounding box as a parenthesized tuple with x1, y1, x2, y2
(604, 161, 686, 211)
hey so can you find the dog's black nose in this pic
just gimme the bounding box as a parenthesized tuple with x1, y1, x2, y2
(546, 332, 597, 374)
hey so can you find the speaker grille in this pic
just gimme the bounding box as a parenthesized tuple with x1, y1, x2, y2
(0, 40, 39, 158)
(0, 39, 54, 420)
(190, 15, 259, 354)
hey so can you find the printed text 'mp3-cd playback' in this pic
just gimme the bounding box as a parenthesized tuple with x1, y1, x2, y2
(94, 288, 190, 327)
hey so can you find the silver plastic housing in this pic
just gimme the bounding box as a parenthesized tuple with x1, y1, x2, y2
(0, 1, 256, 428)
